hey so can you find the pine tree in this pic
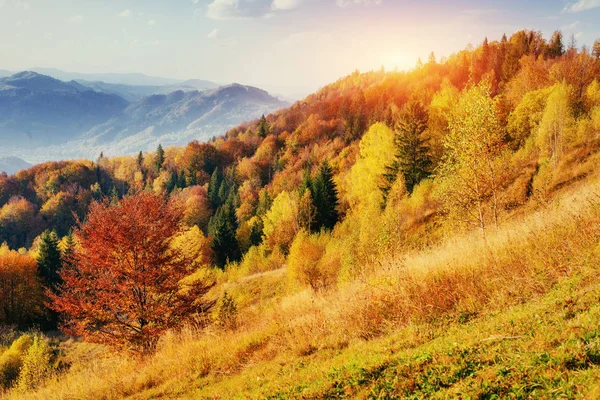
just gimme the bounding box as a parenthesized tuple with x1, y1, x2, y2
(61, 232, 75, 271)
(381, 100, 431, 202)
(37, 230, 62, 290)
(298, 168, 312, 197)
(208, 168, 222, 208)
(256, 189, 272, 217)
(548, 30, 564, 58)
(137, 151, 144, 168)
(312, 161, 339, 230)
(209, 199, 241, 269)
(257, 114, 269, 138)
(154, 144, 165, 173)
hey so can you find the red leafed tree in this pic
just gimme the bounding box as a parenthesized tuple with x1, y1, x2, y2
(51, 192, 214, 353)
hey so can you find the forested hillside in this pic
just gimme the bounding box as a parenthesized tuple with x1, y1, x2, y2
(2, 30, 600, 398)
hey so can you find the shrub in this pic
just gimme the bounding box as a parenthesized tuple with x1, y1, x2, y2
(215, 292, 238, 330)
(16, 335, 55, 391)
(0, 334, 33, 390)
(287, 231, 337, 291)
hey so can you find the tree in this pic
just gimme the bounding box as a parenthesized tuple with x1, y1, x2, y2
(257, 114, 269, 138)
(208, 168, 222, 208)
(51, 193, 214, 353)
(297, 189, 316, 232)
(381, 100, 431, 200)
(593, 39, 600, 59)
(537, 83, 572, 166)
(37, 230, 62, 291)
(438, 82, 505, 237)
(312, 161, 339, 230)
(548, 30, 564, 58)
(136, 151, 144, 168)
(0, 245, 44, 328)
(208, 198, 241, 269)
(154, 144, 165, 173)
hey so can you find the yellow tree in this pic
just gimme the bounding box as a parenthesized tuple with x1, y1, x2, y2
(438, 82, 505, 236)
(536, 82, 572, 166)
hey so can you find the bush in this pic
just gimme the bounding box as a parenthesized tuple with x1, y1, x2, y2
(0, 334, 33, 390)
(288, 231, 338, 292)
(215, 292, 238, 330)
(16, 335, 55, 391)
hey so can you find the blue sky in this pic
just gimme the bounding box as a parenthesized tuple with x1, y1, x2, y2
(1, 0, 599, 95)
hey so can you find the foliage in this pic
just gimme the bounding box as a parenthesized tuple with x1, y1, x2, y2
(51, 193, 215, 353)
(0, 246, 44, 327)
(16, 334, 55, 391)
(0, 334, 32, 390)
(437, 82, 505, 235)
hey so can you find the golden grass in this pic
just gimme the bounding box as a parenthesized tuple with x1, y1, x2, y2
(9, 178, 600, 399)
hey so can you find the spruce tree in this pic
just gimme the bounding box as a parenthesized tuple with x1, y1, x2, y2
(37, 230, 62, 290)
(257, 114, 269, 138)
(312, 161, 339, 230)
(208, 168, 222, 208)
(381, 100, 431, 202)
(209, 199, 241, 269)
(155, 144, 165, 173)
(137, 151, 144, 168)
(548, 30, 564, 58)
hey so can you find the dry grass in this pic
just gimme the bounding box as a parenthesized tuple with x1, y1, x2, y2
(8, 177, 600, 399)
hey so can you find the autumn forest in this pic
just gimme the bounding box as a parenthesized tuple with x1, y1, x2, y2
(2, 29, 600, 398)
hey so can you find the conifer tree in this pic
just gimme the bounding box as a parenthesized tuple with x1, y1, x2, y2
(208, 168, 222, 208)
(38, 230, 62, 291)
(257, 114, 269, 138)
(548, 30, 564, 58)
(209, 199, 241, 269)
(154, 144, 165, 173)
(312, 161, 339, 230)
(137, 151, 144, 168)
(382, 100, 431, 198)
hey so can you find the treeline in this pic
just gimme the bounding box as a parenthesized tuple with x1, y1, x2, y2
(1, 29, 600, 337)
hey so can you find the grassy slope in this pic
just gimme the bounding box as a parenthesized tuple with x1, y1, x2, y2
(115, 180, 600, 400)
(10, 178, 600, 400)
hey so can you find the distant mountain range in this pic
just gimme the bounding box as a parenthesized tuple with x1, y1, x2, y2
(0, 72, 129, 147)
(0, 71, 288, 167)
(0, 156, 31, 175)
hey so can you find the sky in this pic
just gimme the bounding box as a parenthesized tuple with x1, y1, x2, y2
(1, 0, 600, 96)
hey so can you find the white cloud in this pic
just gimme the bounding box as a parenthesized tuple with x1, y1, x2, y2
(563, 0, 600, 13)
(336, 0, 382, 7)
(272, 0, 301, 10)
(148, 19, 156, 25)
(118, 9, 131, 17)
(207, 28, 219, 38)
(66, 15, 83, 24)
(561, 20, 580, 30)
(207, 0, 242, 20)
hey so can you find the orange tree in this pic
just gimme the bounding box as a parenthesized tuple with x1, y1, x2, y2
(51, 193, 214, 353)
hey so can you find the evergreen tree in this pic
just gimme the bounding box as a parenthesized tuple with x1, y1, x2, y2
(208, 168, 222, 208)
(298, 168, 312, 197)
(178, 170, 187, 188)
(137, 151, 144, 168)
(62, 232, 75, 271)
(249, 219, 263, 246)
(381, 100, 431, 203)
(37, 230, 62, 290)
(256, 189, 272, 217)
(209, 199, 241, 269)
(155, 144, 165, 173)
(548, 30, 564, 58)
(257, 114, 269, 138)
(312, 161, 339, 230)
